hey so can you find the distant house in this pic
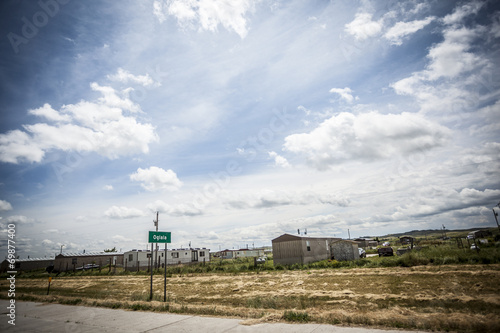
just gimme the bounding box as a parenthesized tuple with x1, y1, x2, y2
(54, 252, 124, 272)
(0, 257, 54, 273)
(354, 238, 378, 248)
(272, 234, 359, 265)
(399, 236, 416, 246)
(124, 248, 210, 271)
(219, 248, 264, 259)
(468, 230, 492, 239)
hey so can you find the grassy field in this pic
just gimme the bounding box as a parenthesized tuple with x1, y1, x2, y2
(3, 244, 500, 332)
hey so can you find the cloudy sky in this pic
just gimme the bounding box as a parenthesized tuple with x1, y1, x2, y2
(1, 0, 499, 258)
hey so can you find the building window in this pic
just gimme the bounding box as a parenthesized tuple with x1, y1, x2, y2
(199, 251, 205, 257)
(306, 241, 311, 251)
(128, 254, 133, 262)
(172, 252, 179, 258)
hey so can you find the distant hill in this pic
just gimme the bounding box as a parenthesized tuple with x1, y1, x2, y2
(362, 227, 497, 239)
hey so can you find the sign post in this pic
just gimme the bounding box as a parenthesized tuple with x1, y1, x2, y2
(148, 231, 171, 302)
(47, 277, 52, 295)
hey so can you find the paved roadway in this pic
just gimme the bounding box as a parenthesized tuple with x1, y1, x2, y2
(1, 300, 425, 333)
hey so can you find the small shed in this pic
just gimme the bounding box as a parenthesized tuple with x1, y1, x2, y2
(330, 240, 360, 261)
(272, 234, 346, 265)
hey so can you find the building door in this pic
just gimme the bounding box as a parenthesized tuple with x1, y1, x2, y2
(191, 251, 198, 262)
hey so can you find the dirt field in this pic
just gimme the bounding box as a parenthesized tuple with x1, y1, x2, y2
(5, 264, 500, 332)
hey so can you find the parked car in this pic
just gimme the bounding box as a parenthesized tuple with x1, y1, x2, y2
(256, 257, 266, 264)
(76, 264, 99, 270)
(358, 248, 366, 258)
(378, 247, 394, 257)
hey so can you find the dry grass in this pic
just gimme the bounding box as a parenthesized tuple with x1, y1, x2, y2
(3, 264, 500, 332)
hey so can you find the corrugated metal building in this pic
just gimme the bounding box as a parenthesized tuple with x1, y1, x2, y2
(272, 234, 359, 265)
(54, 252, 124, 272)
(0, 257, 54, 273)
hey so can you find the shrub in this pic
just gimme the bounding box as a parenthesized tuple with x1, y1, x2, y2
(283, 311, 309, 322)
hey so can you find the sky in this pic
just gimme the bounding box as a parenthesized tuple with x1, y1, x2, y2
(1, 0, 499, 259)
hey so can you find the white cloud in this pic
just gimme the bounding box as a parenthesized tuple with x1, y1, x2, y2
(329, 87, 355, 103)
(130, 166, 183, 191)
(0, 83, 158, 164)
(112, 235, 133, 242)
(0, 200, 13, 212)
(104, 206, 146, 219)
(226, 190, 350, 210)
(5, 215, 34, 224)
(268, 151, 290, 168)
(395, 187, 500, 219)
(284, 112, 450, 170)
(103, 185, 114, 191)
(147, 199, 203, 216)
(345, 13, 383, 40)
(384, 16, 435, 45)
(155, 0, 257, 38)
(28, 103, 71, 122)
(442, 1, 484, 26)
(107, 68, 159, 87)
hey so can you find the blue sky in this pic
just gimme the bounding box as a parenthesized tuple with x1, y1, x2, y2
(1, 0, 499, 258)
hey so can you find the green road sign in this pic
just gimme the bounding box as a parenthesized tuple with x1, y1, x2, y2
(148, 231, 171, 243)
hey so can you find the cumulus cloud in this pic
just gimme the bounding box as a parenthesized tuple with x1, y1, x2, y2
(396, 187, 500, 218)
(154, 0, 257, 38)
(268, 151, 290, 168)
(112, 235, 133, 242)
(284, 111, 450, 170)
(130, 166, 183, 191)
(0, 83, 158, 164)
(384, 16, 435, 45)
(442, 1, 484, 26)
(329, 87, 356, 103)
(390, 5, 495, 118)
(104, 206, 146, 219)
(345, 13, 383, 40)
(107, 68, 159, 87)
(147, 199, 203, 216)
(0, 200, 13, 212)
(103, 185, 114, 191)
(5, 215, 35, 224)
(226, 190, 350, 210)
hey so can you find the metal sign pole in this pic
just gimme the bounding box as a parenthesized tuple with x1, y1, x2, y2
(150, 242, 153, 301)
(164, 242, 167, 302)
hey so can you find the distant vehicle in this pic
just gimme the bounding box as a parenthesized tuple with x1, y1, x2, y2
(76, 264, 99, 270)
(383, 242, 390, 246)
(378, 247, 394, 257)
(256, 257, 266, 264)
(358, 248, 366, 258)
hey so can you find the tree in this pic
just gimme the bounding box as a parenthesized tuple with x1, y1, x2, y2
(104, 247, 117, 252)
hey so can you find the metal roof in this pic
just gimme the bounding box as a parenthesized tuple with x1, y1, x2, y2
(58, 252, 124, 257)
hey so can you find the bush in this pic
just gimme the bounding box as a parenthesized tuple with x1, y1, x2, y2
(283, 311, 309, 322)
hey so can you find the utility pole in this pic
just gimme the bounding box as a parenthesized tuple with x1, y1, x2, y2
(348, 229, 350, 240)
(493, 203, 500, 233)
(154, 212, 159, 269)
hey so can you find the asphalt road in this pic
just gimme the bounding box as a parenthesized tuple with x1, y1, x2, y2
(1, 300, 425, 333)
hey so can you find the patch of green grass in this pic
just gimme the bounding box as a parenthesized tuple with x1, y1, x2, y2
(283, 311, 309, 322)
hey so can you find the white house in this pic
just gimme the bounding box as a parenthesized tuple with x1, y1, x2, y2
(124, 248, 210, 270)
